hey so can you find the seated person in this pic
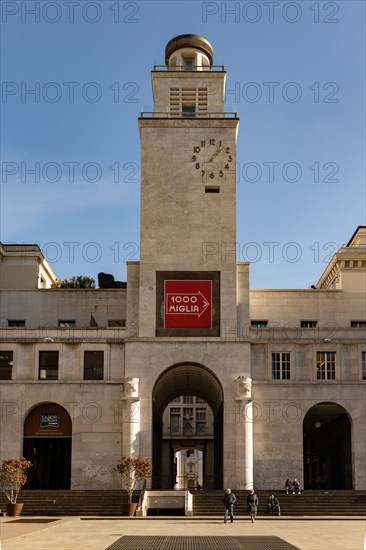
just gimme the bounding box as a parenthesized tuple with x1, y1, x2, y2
(267, 494, 281, 515)
(284, 478, 291, 494)
(292, 478, 301, 494)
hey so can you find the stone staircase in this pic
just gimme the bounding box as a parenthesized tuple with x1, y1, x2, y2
(192, 490, 366, 516)
(0, 490, 131, 516)
(1, 490, 365, 516)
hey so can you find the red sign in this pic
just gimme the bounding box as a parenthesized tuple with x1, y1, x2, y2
(164, 280, 212, 329)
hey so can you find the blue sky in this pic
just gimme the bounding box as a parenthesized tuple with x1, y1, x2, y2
(1, 0, 365, 288)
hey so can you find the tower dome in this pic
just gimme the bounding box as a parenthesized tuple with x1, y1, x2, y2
(165, 34, 213, 70)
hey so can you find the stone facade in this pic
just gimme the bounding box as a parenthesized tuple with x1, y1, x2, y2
(0, 35, 365, 492)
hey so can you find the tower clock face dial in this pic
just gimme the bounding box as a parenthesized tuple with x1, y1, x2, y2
(191, 138, 233, 182)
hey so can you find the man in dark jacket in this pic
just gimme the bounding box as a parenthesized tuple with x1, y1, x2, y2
(223, 488, 237, 523)
(267, 494, 281, 516)
(246, 489, 259, 523)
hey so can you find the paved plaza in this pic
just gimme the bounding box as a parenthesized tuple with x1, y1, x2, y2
(0, 516, 365, 550)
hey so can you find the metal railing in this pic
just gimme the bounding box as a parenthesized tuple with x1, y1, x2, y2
(153, 65, 225, 72)
(140, 111, 238, 119)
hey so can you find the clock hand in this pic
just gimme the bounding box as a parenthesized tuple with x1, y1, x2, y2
(208, 145, 222, 163)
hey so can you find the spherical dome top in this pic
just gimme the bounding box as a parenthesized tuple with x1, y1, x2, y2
(165, 34, 213, 66)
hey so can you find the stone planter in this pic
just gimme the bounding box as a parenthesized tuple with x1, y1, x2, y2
(6, 503, 24, 517)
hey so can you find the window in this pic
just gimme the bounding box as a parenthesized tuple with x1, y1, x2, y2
(251, 320, 268, 328)
(84, 351, 104, 380)
(205, 187, 220, 193)
(196, 397, 205, 403)
(316, 352, 335, 380)
(58, 320, 76, 328)
(8, 320, 25, 327)
(108, 320, 126, 328)
(0, 351, 13, 380)
(170, 407, 181, 434)
(182, 105, 196, 118)
(362, 352, 366, 380)
(172, 396, 181, 403)
(272, 352, 291, 380)
(183, 395, 194, 404)
(183, 57, 195, 71)
(196, 407, 206, 422)
(39, 351, 59, 380)
(351, 321, 366, 328)
(301, 321, 317, 328)
(196, 405, 207, 434)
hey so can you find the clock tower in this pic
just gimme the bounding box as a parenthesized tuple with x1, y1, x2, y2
(126, 36, 252, 491)
(136, 34, 241, 338)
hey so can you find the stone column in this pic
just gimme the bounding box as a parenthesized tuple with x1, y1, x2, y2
(235, 377, 253, 490)
(121, 378, 141, 457)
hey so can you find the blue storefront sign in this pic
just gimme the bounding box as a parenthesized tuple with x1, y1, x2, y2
(40, 413, 59, 428)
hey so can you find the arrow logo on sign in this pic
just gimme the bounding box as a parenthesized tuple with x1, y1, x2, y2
(166, 291, 210, 318)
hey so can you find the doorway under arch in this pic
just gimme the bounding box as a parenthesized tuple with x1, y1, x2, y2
(23, 402, 72, 490)
(303, 402, 352, 489)
(152, 363, 224, 490)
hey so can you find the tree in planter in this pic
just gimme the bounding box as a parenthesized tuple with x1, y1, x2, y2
(0, 457, 32, 504)
(115, 455, 151, 504)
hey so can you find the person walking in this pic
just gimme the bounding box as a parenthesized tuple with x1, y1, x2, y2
(223, 488, 237, 523)
(247, 489, 259, 523)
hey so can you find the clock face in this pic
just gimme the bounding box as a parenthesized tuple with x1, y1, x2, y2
(191, 138, 233, 182)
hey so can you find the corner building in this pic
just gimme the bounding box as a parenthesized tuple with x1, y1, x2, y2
(0, 35, 365, 494)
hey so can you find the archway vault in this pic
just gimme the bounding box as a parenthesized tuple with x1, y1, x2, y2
(153, 362, 224, 417)
(303, 401, 352, 490)
(152, 362, 224, 490)
(23, 402, 72, 490)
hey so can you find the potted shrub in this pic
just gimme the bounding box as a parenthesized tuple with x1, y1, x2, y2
(116, 455, 151, 516)
(0, 457, 32, 516)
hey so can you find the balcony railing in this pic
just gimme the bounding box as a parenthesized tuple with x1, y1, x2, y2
(140, 111, 238, 119)
(153, 65, 225, 72)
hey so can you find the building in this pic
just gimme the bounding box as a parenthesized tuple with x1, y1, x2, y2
(0, 35, 365, 493)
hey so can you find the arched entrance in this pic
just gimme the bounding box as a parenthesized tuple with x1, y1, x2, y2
(152, 363, 223, 490)
(23, 403, 72, 489)
(303, 402, 352, 489)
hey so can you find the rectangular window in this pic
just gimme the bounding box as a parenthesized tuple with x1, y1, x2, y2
(0, 351, 13, 380)
(196, 407, 206, 422)
(183, 395, 194, 404)
(84, 351, 104, 380)
(316, 352, 335, 380)
(301, 321, 317, 328)
(182, 105, 196, 118)
(39, 351, 59, 380)
(351, 321, 366, 328)
(170, 409, 181, 434)
(205, 187, 220, 193)
(272, 352, 291, 380)
(58, 320, 76, 328)
(251, 320, 268, 328)
(362, 352, 366, 380)
(8, 320, 25, 327)
(183, 58, 195, 71)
